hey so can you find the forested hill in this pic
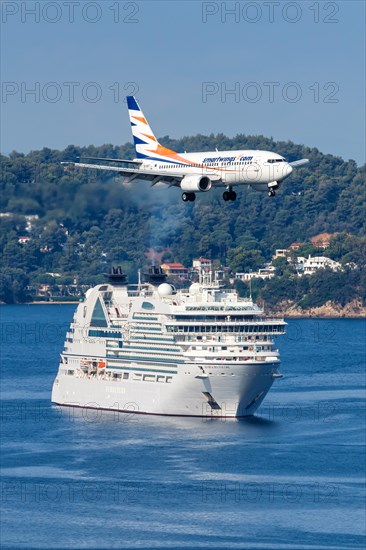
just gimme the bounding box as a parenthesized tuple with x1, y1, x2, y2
(0, 134, 365, 302)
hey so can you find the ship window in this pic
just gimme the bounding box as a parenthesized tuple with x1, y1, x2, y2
(157, 375, 165, 382)
(141, 301, 155, 310)
(107, 340, 119, 348)
(166, 376, 172, 383)
(123, 373, 129, 379)
(89, 330, 121, 339)
(90, 298, 108, 327)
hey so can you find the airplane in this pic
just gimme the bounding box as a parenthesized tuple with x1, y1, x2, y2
(63, 96, 309, 202)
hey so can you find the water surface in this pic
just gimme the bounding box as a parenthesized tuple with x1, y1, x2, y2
(1, 306, 365, 549)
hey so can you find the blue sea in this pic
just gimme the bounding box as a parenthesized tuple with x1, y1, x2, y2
(0, 305, 365, 550)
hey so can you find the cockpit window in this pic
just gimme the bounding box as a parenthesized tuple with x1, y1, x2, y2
(267, 159, 285, 163)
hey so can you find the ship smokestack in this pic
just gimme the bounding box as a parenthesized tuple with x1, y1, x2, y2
(106, 266, 128, 286)
(143, 266, 167, 286)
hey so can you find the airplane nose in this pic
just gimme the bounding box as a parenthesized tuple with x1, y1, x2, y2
(285, 163, 293, 176)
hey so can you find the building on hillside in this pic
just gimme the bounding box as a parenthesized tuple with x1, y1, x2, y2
(296, 255, 342, 276)
(161, 262, 190, 279)
(18, 236, 31, 244)
(310, 233, 337, 249)
(37, 284, 52, 297)
(236, 265, 276, 282)
(273, 249, 288, 259)
(192, 257, 212, 271)
(289, 242, 305, 250)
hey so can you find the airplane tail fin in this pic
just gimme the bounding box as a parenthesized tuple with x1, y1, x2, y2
(126, 96, 177, 160)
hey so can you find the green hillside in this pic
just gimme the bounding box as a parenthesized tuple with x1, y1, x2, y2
(1, 134, 365, 304)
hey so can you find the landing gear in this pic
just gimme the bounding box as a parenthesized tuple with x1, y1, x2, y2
(182, 192, 195, 202)
(223, 188, 237, 201)
(267, 181, 278, 197)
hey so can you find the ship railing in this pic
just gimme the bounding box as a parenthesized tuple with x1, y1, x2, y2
(127, 290, 154, 297)
(258, 318, 287, 324)
(175, 333, 275, 342)
(166, 318, 285, 324)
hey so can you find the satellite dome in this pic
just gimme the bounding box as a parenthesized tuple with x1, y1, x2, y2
(158, 283, 173, 296)
(189, 283, 201, 295)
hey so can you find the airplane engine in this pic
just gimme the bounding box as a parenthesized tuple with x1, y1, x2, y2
(180, 175, 212, 192)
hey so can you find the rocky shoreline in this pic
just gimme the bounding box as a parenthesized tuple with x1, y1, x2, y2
(268, 299, 366, 319)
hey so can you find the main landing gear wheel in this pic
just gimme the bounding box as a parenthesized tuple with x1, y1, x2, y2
(182, 192, 195, 202)
(223, 190, 237, 201)
(268, 190, 276, 197)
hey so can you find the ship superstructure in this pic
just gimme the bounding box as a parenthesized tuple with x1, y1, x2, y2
(52, 267, 286, 417)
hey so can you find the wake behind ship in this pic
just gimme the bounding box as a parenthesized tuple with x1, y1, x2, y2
(52, 267, 286, 418)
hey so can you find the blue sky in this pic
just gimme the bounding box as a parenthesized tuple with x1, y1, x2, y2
(1, 0, 365, 163)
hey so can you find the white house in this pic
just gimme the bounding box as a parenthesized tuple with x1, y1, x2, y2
(193, 257, 212, 271)
(236, 265, 276, 282)
(296, 255, 342, 276)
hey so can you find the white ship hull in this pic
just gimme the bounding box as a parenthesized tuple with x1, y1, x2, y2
(52, 268, 285, 419)
(52, 361, 277, 418)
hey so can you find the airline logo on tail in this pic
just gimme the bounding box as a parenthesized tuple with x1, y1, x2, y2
(126, 96, 182, 164)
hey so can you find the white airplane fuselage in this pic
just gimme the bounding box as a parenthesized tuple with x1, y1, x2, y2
(68, 95, 308, 202)
(138, 149, 293, 192)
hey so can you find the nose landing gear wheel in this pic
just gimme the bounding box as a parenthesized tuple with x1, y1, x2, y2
(268, 190, 276, 197)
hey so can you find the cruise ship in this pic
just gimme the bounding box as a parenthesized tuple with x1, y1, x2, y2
(52, 267, 286, 418)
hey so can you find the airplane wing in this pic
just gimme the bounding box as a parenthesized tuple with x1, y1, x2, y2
(61, 161, 222, 187)
(78, 157, 143, 165)
(289, 159, 309, 168)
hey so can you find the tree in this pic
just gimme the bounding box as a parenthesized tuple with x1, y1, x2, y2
(0, 268, 30, 303)
(272, 257, 291, 277)
(227, 246, 265, 273)
(0, 137, 364, 302)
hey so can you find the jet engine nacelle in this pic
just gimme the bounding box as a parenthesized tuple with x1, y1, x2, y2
(180, 175, 212, 192)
